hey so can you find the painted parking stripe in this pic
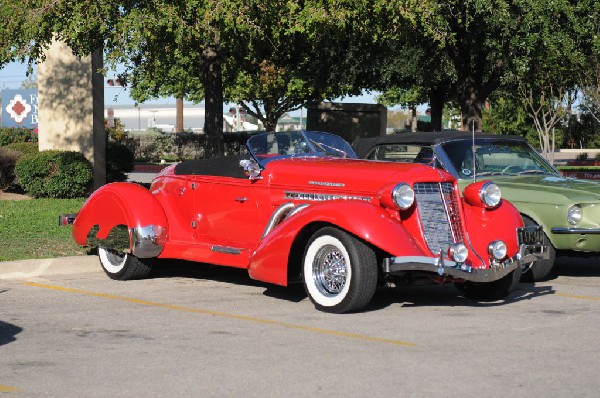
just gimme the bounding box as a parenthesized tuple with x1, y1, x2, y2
(0, 384, 18, 392)
(555, 292, 600, 301)
(24, 282, 416, 347)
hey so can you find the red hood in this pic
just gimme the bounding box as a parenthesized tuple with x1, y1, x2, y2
(265, 158, 455, 194)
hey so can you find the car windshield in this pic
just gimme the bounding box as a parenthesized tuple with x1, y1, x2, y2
(246, 131, 357, 166)
(438, 139, 558, 179)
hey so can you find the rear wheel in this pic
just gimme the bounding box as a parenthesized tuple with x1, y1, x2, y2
(456, 268, 521, 301)
(302, 227, 378, 313)
(521, 216, 556, 282)
(98, 248, 154, 280)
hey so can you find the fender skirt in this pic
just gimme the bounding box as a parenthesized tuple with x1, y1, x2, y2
(248, 201, 425, 286)
(73, 183, 168, 258)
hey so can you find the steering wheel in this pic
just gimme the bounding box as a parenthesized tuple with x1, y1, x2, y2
(501, 165, 523, 174)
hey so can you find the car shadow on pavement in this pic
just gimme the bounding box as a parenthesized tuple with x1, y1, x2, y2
(149, 259, 270, 288)
(365, 283, 556, 312)
(546, 256, 600, 280)
(0, 320, 23, 347)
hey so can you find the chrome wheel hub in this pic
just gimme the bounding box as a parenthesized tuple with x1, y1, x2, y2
(313, 245, 348, 296)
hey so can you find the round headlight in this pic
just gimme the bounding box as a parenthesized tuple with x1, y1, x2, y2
(567, 205, 582, 225)
(448, 243, 468, 263)
(488, 240, 507, 260)
(392, 183, 415, 210)
(479, 181, 501, 208)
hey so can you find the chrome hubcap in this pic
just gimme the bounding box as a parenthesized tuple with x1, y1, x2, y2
(312, 245, 347, 296)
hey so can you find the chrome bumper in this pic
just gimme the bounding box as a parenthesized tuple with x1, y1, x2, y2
(385, 243, 549, 284)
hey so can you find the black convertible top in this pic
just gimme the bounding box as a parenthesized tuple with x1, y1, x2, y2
(174, 156, 247, 179)
(352, 131, 525, 158)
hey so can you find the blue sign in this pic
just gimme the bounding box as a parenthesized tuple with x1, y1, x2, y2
(1, 89, 38, 129)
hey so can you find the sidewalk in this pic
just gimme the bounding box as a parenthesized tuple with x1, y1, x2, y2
(0, 255, 99, 280)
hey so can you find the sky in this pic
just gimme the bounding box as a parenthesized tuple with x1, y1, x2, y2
(0, 60, 391, 115)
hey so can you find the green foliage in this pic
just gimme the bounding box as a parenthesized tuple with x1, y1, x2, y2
(0, 198, 88, 261)
(482, 95, 538, 147)
(14, 151, 93, 198)
(0, 127, 38, 146)
(4, 142, 39, 157)
(106, 141, 135, 182)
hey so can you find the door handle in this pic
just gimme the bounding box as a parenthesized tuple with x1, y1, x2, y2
(234, 196, 247, 203)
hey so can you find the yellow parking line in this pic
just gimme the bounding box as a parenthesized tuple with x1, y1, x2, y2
(0, 384, 18, 392)
(24, 282, 416, 347)
(555, 293, 600, 301)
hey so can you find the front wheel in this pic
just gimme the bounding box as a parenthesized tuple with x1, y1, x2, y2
(302, 227, 378, 313)
(456, 268, 521, 301)
(98, 248, 154, 280)
(520, 216, 556, 282)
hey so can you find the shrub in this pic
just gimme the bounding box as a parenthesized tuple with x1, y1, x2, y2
(14, 151, 93, 198)
(0, 127, 38, 146)
(0, 147, 22, 191)
(107, 140, 135, 182)
(4, 142, 39, 157)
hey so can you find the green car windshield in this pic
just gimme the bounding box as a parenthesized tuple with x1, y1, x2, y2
(438, 139, 558, 180)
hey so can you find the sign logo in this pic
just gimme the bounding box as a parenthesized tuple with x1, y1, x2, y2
(5, 94, 32, 124)
(1, 89, 38, 129)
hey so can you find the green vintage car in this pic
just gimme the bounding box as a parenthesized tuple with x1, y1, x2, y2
(354, 131, 600, 281)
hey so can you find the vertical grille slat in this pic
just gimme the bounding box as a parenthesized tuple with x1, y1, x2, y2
(414, 182, 463, 255)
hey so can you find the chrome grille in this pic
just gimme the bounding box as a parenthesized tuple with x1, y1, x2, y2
(414, 182, 463, 255)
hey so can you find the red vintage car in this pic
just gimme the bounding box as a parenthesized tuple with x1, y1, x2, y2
(64, 131, 546, 313)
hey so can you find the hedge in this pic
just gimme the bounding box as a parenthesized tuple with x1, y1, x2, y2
(0, 127, 38, 146)
(14, 150, 93, 198)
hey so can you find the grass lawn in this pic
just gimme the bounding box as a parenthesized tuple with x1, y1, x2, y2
(0, 198, 89, 261)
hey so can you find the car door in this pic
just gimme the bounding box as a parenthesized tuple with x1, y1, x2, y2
(192, 176, 267, 249)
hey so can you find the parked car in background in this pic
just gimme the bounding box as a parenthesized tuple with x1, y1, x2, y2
(354, 131, 600, 281)
(62, 131, 545, 313)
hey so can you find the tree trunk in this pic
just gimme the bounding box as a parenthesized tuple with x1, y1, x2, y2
(202, 44, 224, 158)
(458, 77, 484, 132)
(175, 97, 184, 133)
(429, 89, 445, 131)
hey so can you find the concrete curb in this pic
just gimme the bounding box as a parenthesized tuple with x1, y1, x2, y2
(0, 255, 99, 280)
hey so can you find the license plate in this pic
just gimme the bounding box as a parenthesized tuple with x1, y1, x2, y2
(517, 226, 544, 245)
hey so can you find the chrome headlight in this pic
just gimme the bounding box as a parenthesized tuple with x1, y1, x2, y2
(448, 243, 468, 263)
(488, 240, 507, 260)
(567, 205, 582, 225)
(479, 181, 501, 208)
(392, 183, 415, 210)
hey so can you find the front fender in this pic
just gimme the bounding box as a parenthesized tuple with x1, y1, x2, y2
(461, 198, 523, 260)
(73, 183, 168, 258)
(248, 201, 425, 286)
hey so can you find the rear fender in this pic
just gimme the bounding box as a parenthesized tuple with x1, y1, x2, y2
(248, 201, 424, 285)
(73, 183, 168, 258)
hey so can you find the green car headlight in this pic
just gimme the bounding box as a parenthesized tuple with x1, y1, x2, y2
(567, 205, 583, 225)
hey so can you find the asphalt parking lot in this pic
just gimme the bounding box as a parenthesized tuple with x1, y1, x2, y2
(1, 255, 599, 397)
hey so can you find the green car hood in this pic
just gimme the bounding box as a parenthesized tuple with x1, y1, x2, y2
(459, 174, 600, 205)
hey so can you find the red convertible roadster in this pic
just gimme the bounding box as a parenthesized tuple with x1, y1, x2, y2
(64, 131, 545, 313)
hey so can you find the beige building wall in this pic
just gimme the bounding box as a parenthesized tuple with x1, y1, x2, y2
(37, 40, 105, 188)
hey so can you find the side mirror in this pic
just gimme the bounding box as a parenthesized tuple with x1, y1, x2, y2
(239, 159, 263, 180)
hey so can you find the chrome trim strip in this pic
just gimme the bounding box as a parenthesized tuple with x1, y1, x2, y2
(284, 191, 371, 202)
(211, 246, 242, 255)
(551, 227, 600, 234)
(261, 202, 296, 239)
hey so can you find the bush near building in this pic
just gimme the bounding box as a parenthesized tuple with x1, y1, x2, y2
(0, 127, 38, 145)
(14, 150, 93, 198)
